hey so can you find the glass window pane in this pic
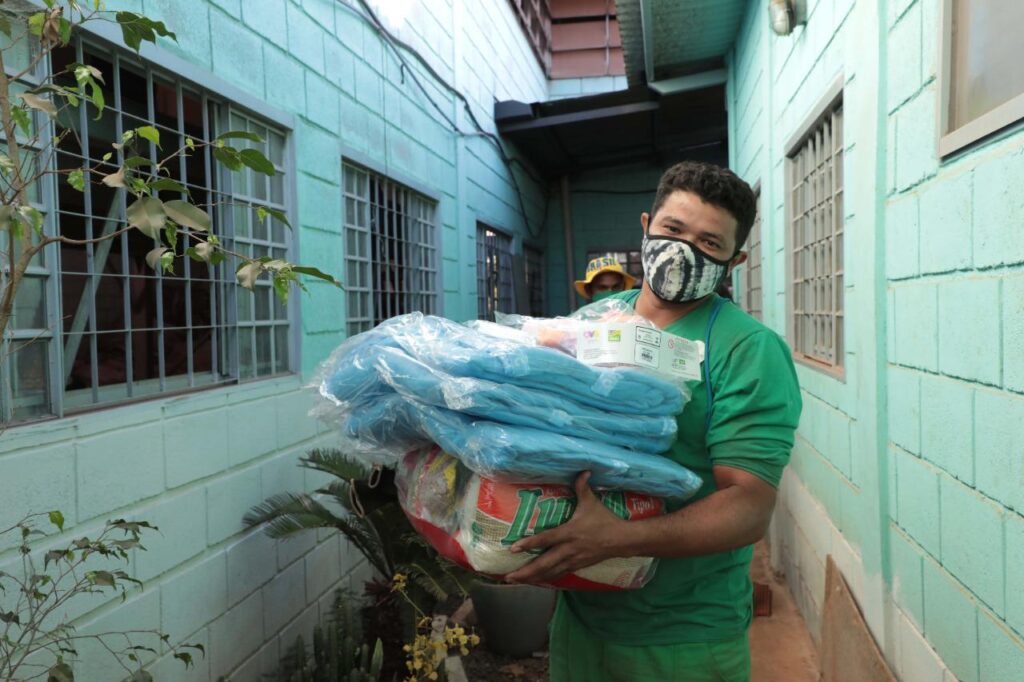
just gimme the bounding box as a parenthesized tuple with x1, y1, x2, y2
(12, 276, 47, 330)
(10, 340, 50, 419)
(255, 326, 272, 376)
(274, 325, 288, 373)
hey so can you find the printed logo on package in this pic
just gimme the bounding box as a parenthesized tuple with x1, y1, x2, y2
(635, 327, 661, 347)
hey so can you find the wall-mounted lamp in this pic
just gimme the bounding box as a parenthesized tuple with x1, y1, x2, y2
(768, 0, 807, 36)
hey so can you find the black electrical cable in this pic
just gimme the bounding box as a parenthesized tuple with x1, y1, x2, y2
(334, 0, 548, 238)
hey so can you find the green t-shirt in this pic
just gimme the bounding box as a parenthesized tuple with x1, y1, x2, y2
(564, 290, 802, 645)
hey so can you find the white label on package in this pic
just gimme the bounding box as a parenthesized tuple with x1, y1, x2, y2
(575, 323, 704, 382)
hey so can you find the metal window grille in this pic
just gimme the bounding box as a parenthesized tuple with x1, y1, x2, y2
(586, 250, 643, 281)
(789, 104, 844, 369)
(476, 225, 514, 321)
(524, 246, 544, 317)
(1, 39, 294, 423)
(343, 163, 438, 337)
(1, 36, 55, 422)
(743, 192, 763, 321)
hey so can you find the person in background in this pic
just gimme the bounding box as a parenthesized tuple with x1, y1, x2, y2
(574, 257, 637, 303)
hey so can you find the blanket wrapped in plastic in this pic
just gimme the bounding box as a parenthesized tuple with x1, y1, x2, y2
(397, 447, 663, 591)
(315, 311, 703, 501)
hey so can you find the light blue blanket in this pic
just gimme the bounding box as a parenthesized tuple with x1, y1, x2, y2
(322, 313, 686, 416)
(339, 394, 702, 500)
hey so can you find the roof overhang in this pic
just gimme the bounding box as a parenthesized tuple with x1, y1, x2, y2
(495, 85, 727, 178)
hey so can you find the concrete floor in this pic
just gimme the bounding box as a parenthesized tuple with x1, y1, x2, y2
(750, 541, 821, 682)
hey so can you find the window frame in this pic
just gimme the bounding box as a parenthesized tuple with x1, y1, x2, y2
(0, 29, 299, 425)
(740, 184, 763, 321)
(937, 0, 1024, 157)
(784, 75, 845, 379)
(523, 244, 545, 317)
(476, 223, 516, 321)
(584, 249, 643, 281)
(341, 154, 441, 337)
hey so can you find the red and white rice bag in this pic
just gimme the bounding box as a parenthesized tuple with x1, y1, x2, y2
(396, 446, 663, 591)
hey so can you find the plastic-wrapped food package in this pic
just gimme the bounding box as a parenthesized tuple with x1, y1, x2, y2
(339, 394, 701, 500)
(397, 447, 662, 591)
(491, 299, 652, 357)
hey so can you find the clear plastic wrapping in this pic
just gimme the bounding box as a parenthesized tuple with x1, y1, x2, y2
(396, 447, 662, 591)
(313, 312, 702, 501)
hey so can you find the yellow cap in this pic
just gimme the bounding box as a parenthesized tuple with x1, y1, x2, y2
(574, 257, 637, 299)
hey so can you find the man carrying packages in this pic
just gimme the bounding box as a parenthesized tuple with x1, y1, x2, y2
(508, 161, 803, 682)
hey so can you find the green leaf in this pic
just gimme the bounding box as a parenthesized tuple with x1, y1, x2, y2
(27, 12, 45, 37)
(115, 12, 177, 51)
(86, 570, 116, 587)
(173, 652, 194, 669)
(292, 266, 344, 289)
(67, 169, 85, 191)
(49, 510, 65, 532)
(194, 242, 215, 262)
(165, 223, 177, 251)
(126, 196, 166, 239)
(149, 178, 188, 194)
(101, 167, 126, 188)
(122, 156, 154, 169)
(58, 17, 72, 45)
(0, 153, 14, 176)
(261, 205, 292, 229)
(18, 206, 44, 235)
(19, 93, 57, 117)
(215, 130, 263, 143)
(0, 15, 11, 38)
(11, 107, 30, 136)
(272, 273, 291, 304)
(135, 125, 160, 148)
(238, 148, 275, 176)
(236, 261, 262, 290)
(47, 660, 73, 682)
(211, 146, 242, 171)
(163, 200, 210, 232)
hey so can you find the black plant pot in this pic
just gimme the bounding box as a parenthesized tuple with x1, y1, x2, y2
(469, 581, 557, 658)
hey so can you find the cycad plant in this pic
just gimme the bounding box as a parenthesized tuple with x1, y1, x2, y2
(243, 448, 472, 627)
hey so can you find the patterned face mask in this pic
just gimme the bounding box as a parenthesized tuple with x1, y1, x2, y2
(641, 233, 731, 303)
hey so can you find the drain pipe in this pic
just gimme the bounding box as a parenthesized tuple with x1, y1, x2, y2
(561, 175, 575, 307)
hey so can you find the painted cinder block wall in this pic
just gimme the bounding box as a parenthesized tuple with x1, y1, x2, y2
(728, 0, 1024, 679)
(0, 1, 603, 680)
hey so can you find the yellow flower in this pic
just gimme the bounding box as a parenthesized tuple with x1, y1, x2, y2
(391, 573, 409, 592)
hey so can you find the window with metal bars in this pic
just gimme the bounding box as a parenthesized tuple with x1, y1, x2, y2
(585, 249, 643, 282)
(524, 246, 544, 317)
(787, 99, 844, 371)
(343, 163, 438, 336)
(0, 39, 294, 423)
(743, 190, 763, 321)
(476, 225, 514, 321)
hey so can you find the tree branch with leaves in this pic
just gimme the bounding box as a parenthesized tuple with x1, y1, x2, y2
(0, 0, 341, 345)
(0, 512, 204, 681)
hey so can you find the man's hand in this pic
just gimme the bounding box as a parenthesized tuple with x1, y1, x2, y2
(505, 472, 630, 585)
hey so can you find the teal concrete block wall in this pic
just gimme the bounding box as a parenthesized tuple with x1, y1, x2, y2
(884, 0, 1024, 678)
(728, 0, 890, 653)
(0, 1, 624, 679)
(730, 0, 1024, 677)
